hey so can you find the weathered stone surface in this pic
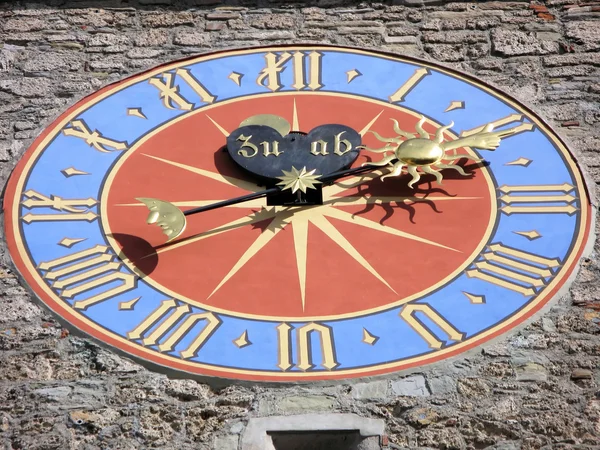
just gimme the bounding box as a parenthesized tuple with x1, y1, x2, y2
(428, 375, 456, 395)
(173, 31, 211, 46)
(391, 375, 430, 397)
(492, 28, 559, 56)
(213, 434, 239, 450)
(278, 395, 337, 413)
(515, 362, 548, 381)
(351, 381, 389, 400)
(566, 21, 600, 51)
(133, 29, 170, 47)
(140, 11, 195, 27)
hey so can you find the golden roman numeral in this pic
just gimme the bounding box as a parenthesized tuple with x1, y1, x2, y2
(38, 245, 136, 310)
(400, 303, 465, 349)
(466, 243, 561, 296)
(257, 51, 323, 92)
(388, 67, 430, 103)
(21, 190, 98, 223)
(498, 183, 578, 215)
(128, 299, 221, 359)
(62, 119, 128, 153)
(460, 114, 535, 137)
(149, 68, 216, 111)
(276, 322, 339, 371)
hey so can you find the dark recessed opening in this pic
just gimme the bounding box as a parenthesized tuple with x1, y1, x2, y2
(269, 430, 366, 450)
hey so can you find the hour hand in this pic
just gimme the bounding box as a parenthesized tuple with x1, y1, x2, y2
(136, 197, 186, 242)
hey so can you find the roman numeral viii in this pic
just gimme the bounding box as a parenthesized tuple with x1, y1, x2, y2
(466, 243, 560, 296)
(38, 245, 136, 310)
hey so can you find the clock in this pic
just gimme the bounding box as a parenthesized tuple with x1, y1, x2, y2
(2, 45, 592, 382)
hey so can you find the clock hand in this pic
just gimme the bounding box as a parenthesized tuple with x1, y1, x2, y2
(138, 165, 376, 242)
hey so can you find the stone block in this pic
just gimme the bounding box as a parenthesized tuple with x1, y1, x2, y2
(23, 52, 83, 72)
(0, 78, 52, 98)
(351, 380, 389, 400)
(492, 28, 559, 56)
(391, 375, 430, 397)
(428, 375, 456, 395)
(424, 43, 464, 62)
(457, 377, 490, 397)
(338, 27, 385, 35)
(0, 283, 40, 320)
(547, 65, 594, 78)
(248, 14, 296, 30)
(214, 435, 239, 450)
(423, 30, 487, 44)
(2, 18, 46, 33)
(87, 33, 129, 47)
(173, 31, 211, 46)
(133, 30, 169, 47)
(384, 35, 418, 44)
(231, 31, 295, 41)
(515, 362, 547, 382)
(278, 395, 336, 413)
(141, 12, 195, 28)
(566, 21, 600, 51)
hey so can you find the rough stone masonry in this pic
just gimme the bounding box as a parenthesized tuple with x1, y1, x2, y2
(1, 1, 600, 449)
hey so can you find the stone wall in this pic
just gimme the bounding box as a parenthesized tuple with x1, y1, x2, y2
(1, 1, 600, 449)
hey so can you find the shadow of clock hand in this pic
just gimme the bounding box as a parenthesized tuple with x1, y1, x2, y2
(108, 233, 158, 277)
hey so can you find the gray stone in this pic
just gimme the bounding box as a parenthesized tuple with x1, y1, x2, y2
(140, 11, 195, 27)
(492, 28, 559, 56)
(515, 363, 548, 382)
(541, 318, 557, 333)
(214, 435, 239, 450)
(566, 21, 600, 51)
(423, 30, 487, 44)
(173, 31, 211, 46)
(351, 381, 389, 400)
(0, 78, 52, 98)
(428, 375, 456, 395)
(279, 395, 336, 413)
(33, 386, 72, 401)
(392, 375, 430, 397)
(230, 422, 244, 434)
(357, 436, 382, 450)
(87, 33, 129, 47)
(510, 350, 551, 367)
(132, 30, 169, 47)
(483, 441, 520, 450)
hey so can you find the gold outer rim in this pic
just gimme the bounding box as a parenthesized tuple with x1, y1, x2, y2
(5, 45, 591, 379)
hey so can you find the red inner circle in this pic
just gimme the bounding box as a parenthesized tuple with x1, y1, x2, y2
(105, 95, 492, 319)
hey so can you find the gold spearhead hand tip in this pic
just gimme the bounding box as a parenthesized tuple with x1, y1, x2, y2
(136, 198, 186, 242)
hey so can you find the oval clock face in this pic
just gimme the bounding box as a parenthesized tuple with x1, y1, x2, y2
(3, 45, 592, 381)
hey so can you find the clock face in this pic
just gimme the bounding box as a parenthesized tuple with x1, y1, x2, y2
(3, 45, 591, 381)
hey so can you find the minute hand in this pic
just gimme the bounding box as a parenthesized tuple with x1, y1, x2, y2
(137, 165, 375, 242)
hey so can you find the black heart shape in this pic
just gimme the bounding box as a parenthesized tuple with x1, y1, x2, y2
(226, 124, 361, 182)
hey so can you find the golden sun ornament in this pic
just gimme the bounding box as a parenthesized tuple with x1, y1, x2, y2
(276, 166, 322, 193)
(361, 115, 520, 188)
